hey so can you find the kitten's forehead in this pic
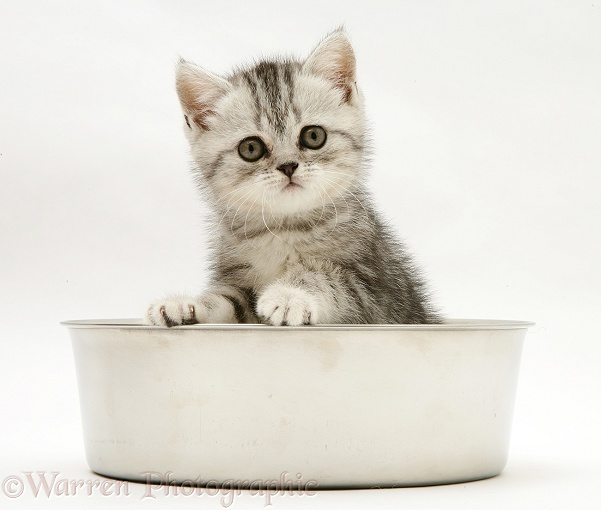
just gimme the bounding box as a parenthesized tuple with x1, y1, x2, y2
(231, 60, 302, 136)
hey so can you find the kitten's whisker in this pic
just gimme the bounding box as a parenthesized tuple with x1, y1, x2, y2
(317, 169, 358, 189)
(216, 185, 255, 222)
(320, 173, 371, 219)
(214, 184, 259, 228)
(230, 188, 259, 235)
(316, 183, 338, 233)
(216, 186, 257, 232)
(243, 192, 261, 240)
(264, 189, 284, 230)
(316, 183, 327, 223)
(213, 181, 259, 208)
(213, 178, 258, 202)
(308, 182, 327, 228)
(320, 176, 352, 214)
(261, 190, 281, 239)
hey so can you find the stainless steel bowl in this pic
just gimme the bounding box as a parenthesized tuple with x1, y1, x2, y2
(63, 319, 532, 488)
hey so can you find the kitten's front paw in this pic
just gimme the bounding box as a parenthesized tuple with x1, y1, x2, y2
(146, 292, 242, 326)
(146, 297, 199, 327)
(257, 284, 318, 326)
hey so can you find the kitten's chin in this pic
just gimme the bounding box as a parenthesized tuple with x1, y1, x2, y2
(268, 185, 321, 215)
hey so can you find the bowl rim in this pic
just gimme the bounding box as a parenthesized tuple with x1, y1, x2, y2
(61, 318, 535, 331)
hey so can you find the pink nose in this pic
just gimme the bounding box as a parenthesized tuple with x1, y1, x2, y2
(276, 162, 299, 178)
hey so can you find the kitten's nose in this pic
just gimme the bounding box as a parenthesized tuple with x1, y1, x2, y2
(276, 161, 299, 178)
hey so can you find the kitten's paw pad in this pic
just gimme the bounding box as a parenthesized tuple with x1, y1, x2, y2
(146, 297, 199, 327)
(257, 285, 318, 326)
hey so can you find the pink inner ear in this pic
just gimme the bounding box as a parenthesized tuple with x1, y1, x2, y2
(177, 81, 219, 130)
(192, 109, 216, 130)
(321, 61, 355, 103)
(304, 32, 356, 103)
(332, 67, 354, 103)
(176, 62, 229, 130)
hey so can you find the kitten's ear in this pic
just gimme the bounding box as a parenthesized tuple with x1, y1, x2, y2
(302, 30, 356, 103)
(176, 59, 230, 130)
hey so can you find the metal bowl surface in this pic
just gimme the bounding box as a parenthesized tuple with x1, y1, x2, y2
(63, 319, 532, 488)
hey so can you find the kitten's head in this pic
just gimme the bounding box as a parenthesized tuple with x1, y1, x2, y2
(176, 30, 366, 221)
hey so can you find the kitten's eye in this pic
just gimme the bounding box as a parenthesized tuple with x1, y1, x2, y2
(238, 137, 266, 162)
(299, 126, 327, 150)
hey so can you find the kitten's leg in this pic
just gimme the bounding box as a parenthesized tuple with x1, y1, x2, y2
(146, 287, 254, 326)
(256, 263, 360, 326)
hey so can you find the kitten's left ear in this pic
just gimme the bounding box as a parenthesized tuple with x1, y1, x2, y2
(302, 30, 356, 103)
(176, 59, 231, 130)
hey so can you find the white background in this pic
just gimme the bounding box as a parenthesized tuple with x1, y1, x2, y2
(1, 0, 600, 508)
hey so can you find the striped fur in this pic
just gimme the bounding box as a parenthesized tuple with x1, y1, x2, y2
(146, 30, 440, 326)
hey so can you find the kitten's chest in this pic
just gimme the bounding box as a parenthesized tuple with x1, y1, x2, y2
(239, 232, 307, 288)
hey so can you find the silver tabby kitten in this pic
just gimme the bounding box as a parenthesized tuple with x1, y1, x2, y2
(146, 30, 440, 327)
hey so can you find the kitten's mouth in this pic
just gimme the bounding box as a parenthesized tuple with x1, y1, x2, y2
(283, 181, 302, 191)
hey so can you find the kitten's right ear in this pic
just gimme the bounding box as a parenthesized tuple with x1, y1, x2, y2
(303, 29, 356, 104)
(175, 59, 230, 130)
